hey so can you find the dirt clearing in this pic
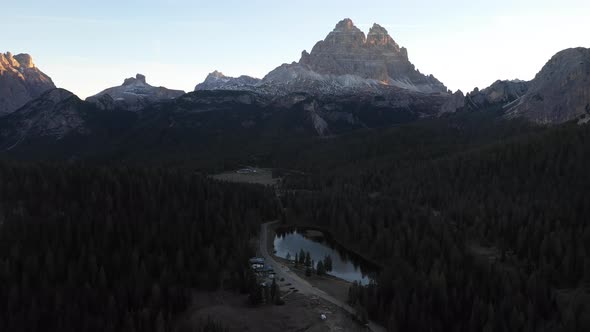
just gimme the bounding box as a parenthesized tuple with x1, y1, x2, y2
(211, 168, 278, 186)
(179, 291, 368, 332)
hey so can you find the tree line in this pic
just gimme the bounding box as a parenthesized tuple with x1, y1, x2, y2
(290, 249, 333, 276)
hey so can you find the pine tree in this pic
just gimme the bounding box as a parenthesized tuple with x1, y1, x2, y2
(324, 255, 333, 272)
(316, 261, 326, 276)
(305, 252, 311, 267)
(299, 249, 306, 265)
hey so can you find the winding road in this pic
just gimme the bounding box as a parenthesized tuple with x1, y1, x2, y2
(259, 221, 386, 332)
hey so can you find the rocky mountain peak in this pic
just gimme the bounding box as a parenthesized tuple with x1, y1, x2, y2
(366, 23, 400, 51)
(0, 52, 35, 70)
(123, 74, 147, 86)
(321, 18, 366, 48)
(1, 52, 16, 69)
(465, 79, 529, 110)
(0, 51, 56, 116)
(194, 18, 446, 96)
(194, 70, 261, 91)
(14, 54, 35, 68)
(506, 47, 590, 124)
(334, 18, 357, 31)
(207, 70, 226, 79)
(88, 74, 184, 111)
(293, 18, 446, 93)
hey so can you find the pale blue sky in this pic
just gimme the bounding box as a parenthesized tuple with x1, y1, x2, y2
(2, 0, 589, 98)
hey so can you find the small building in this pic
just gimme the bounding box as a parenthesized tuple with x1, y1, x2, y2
(251, 263, 264, 270)
(250, 257, 267, 273)
(237, 167, 258, 174)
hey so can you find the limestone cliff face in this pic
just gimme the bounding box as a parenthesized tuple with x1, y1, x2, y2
(506, 48, 590, 124)
(441, 90, 466, 114)
(196, 18, 448, 96)
(466, 80, 529, 110)
(296, 19, 447, 93)
(0, 52, 56, 116)
(87, 74, 185, 111)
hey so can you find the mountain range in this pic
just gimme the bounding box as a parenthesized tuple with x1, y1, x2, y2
(197, 19, 447, 96)
(0, 18, 589, 160)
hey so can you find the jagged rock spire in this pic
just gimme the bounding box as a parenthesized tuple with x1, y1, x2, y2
(366, 23, 400, 51)
(296, 18, 446, 93)
(123, 74, 147, 86)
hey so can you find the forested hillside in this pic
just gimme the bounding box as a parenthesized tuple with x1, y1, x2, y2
(0, 164, 277, 332)
(1, 107, 589, 332)
(281, 121, 590, 331)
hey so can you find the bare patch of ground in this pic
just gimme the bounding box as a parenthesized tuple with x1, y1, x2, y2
(211, 168, 278, 186)
(179, 291, 368, 332)
(294, 268, 352, 304)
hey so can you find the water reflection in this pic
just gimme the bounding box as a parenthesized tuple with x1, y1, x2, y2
(273, 228, 375, 285)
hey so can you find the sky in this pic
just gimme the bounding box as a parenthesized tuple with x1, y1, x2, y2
(1, 0, 589, 98)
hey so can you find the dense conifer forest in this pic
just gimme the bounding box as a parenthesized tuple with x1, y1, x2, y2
(1, 109, 589, 331)
(0, 164, 277, 332)
(281, 120, 590, 331)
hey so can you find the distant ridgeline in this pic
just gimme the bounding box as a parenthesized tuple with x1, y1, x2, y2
(1, 29, 589, 162)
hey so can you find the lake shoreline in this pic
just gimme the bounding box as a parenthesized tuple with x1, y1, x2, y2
(274, 223, 384, 271)
(265, 222, 356, 304)
(272, 223, 377, 285)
